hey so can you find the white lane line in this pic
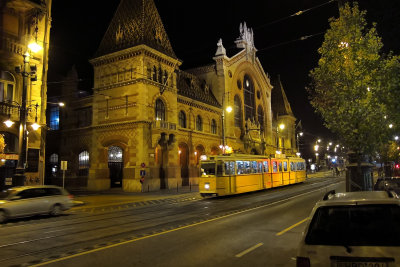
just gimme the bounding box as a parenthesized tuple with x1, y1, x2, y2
(235, 243, 264, 258)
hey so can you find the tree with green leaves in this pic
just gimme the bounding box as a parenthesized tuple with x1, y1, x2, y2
(308, 2, 400, 189)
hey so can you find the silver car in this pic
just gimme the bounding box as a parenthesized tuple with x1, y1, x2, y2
(0, 185, 74, 223)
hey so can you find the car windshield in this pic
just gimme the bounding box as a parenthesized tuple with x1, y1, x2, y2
(201, 162, 215, 175)
(306, 204, 400, 246)
(0, 189, 17, 199)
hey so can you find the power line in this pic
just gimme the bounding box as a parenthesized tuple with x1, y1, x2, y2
(255, 0, 336, 30)
(257, 32, 325, 52)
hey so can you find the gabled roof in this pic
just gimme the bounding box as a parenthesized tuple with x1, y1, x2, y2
(95, 0, 176, 59)
(271, 75, 294, 118)
(177, 71, 221, 108)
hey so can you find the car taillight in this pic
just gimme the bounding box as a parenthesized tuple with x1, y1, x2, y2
(68, 194, 74, 200)
(296, 257, 310, 267)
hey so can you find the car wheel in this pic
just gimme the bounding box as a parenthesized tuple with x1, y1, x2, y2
(0, 210, 7, 223)
(50, 204, 62, 216)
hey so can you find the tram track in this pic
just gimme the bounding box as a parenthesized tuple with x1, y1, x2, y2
(0, 177, 343, 266)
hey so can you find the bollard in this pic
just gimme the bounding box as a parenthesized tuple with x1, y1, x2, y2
(177, 182, 179, 192)
(190, 182, 191, 192)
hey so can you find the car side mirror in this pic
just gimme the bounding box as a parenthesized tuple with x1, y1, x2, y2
(10, 195, 21, 201)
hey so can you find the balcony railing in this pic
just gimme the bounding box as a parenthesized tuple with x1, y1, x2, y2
(152, 120, 176, 131)
(0, 102, 20, 117)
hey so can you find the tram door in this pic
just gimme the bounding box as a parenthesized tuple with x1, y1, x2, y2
(108, 146, 123, 188)
(179, 143, 189, 186)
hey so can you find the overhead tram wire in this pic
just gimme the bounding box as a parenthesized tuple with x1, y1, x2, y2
(257, 32, 325, 53)
(254, 0, 337, 30)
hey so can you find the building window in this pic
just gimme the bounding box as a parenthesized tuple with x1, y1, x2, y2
(78, 150, 89, 176)
(49, 106, 60, 130)
(179, 110, 186, 128)
(211, 119, 217, 134)
(0, 71, 15, 103)
(257, 105, 264, 131)
(77, 107, 92, 127)
(243, 74, 255, 121)
(196, 115, 202, 131)
(50, 153, 58, 177)
(155, 98, 165, 121)
(234, 95, 242, 127)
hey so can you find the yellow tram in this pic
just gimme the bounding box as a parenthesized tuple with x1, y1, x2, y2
(199, 154, 306, 197)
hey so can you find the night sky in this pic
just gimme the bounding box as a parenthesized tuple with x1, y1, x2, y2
(47, 0, 400, 158)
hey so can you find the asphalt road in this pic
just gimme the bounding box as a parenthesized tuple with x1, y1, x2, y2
(0, 175, 344, 267)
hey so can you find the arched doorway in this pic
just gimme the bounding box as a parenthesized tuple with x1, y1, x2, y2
(108, 146, 123, 188)
(179, 143, 189, 186)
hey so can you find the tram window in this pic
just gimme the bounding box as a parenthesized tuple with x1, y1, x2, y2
(258, 162, 263, 173)
(201, 162, 215, 175)
(279, 162, 283, 172)
(297, 162, 304, 170)
(217, 161, 223, 176)
(251, 161, 258, 173)
(291, 162, 296, 171)
(297, 162, 301, 170)
(225, 161, 235, 175)
(236, 161, 244, 174)
(244, 161, 251, 174)
(263, 161, 269, 172)
(272, 161, 278, 173)
(283, 161, 288, 172)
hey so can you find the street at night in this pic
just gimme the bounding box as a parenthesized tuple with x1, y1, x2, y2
(2, 0, 400, 266)
(0, 174, 343, 267)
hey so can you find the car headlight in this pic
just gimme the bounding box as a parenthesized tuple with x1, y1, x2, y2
(204, 183, 210, 190)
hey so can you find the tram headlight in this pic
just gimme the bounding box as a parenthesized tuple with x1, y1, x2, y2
(204, 183, 210, 190)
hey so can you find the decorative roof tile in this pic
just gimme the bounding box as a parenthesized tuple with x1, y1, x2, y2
(95, 0, 176, 59)
(177, 71, 221, 108)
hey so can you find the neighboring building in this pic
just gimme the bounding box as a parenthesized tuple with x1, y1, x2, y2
(46, 0, 298, 192)
(0, 0, 52, 190)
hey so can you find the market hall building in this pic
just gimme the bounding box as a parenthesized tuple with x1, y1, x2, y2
(46, 0, 298, 192)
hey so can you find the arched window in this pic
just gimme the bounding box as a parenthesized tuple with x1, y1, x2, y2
(49, 153, 58, 177)
(163, 70, 168, 85)
(243, 74, 255, 121)
(196, 115, 202, 131)
(211, 119, 217, 134)
(78, 150, 90, 176)
(179, 110, 186, 128)
(153, 66, 157, 81)
(50, 153, 58, 164)
(155, 98, 165, 121)
(234, 95, 242, 127)
(0, 71, 15, 103)
(257, 105, 264, 131)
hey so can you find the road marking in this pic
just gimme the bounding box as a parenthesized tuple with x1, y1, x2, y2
(31, 181, 343, 267)
(276, 217, 309, 236)
(235, 243, 263, 258)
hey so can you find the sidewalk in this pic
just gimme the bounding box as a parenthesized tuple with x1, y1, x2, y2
(70, 171, 333, 209)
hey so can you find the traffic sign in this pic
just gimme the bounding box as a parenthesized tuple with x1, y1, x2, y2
(140, 170, 146, 177)
(141, 162, 146, 168)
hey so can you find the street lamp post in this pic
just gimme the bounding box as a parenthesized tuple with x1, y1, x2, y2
(13, 52, 31, 184)
(276, 123, 285, 155)
(221, 92, 232, 154)
(12, 50, 39, 185)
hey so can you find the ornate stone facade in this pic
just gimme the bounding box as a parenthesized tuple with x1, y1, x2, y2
(0, 0, 52, 189)
(46, 0, 297, 192)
